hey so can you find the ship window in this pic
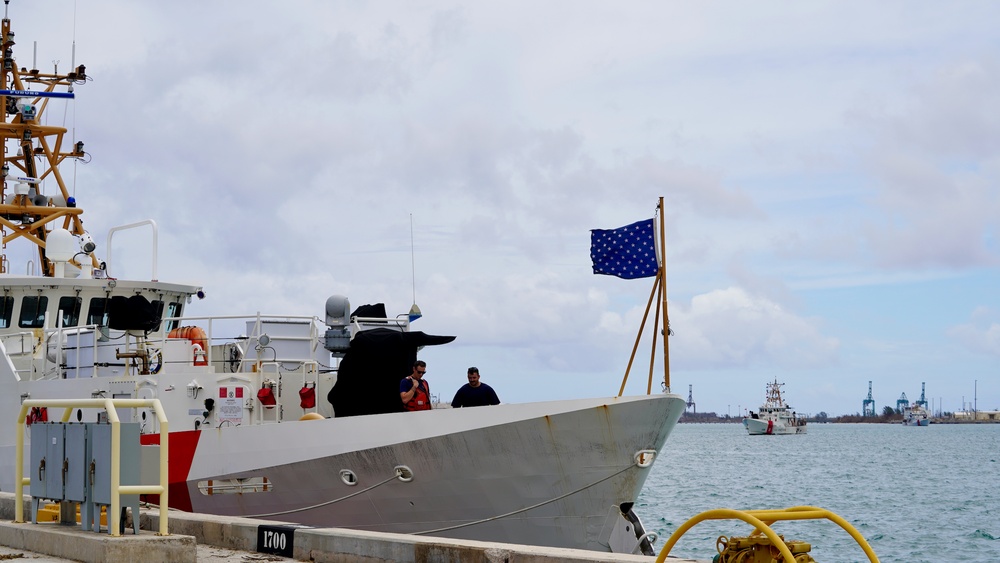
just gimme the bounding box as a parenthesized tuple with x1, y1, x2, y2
(58, 296, 82, 327)
(18, 296, 48, 328)
(0, 296, 12, 329)
(86, 298, 109, 326)
(150, 300, 165, 332)
(165, 302, 182, 332)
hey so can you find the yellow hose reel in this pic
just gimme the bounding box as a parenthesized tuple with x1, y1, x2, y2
(654, 506, 879, 563)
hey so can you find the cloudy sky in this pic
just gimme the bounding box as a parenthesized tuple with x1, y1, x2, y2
(12, 1, 999, 416)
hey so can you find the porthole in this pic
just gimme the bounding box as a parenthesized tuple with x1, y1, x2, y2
(634, 449, 656, 468)
(339, 469, 358, 486)
(394, 465, 414, 482)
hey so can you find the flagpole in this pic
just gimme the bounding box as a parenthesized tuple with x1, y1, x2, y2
(658, 196, 671, 393)
(594, 207, 667, 397)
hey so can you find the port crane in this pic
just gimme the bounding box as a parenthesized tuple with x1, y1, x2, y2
(915, 382, 928, 408)
(896, 392, 909, 413)
(862, 381, 876, 417)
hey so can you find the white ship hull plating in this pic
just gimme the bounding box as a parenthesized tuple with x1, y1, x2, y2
(902, 415, 930, 426)
(179, 395, 684, 549)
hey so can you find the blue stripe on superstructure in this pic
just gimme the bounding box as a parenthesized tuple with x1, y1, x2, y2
(0, 90, 75, 99)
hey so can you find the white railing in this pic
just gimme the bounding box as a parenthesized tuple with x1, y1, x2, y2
(150, 312, 321, 371)
(105, 219, 158, 281)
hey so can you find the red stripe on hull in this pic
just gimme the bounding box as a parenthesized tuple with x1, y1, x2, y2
(140, 429, 201, 512)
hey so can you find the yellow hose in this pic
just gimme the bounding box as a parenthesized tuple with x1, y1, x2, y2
(655, 505, 879, 563)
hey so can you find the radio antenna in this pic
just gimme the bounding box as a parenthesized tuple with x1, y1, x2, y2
(408, 214, 422, 322)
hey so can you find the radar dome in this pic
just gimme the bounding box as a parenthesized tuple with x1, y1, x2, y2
(46, 228, 76, 262)
(325, 295, 350, 327)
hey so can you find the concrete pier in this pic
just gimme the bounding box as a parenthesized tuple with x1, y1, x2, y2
(0, 493, 706, 562)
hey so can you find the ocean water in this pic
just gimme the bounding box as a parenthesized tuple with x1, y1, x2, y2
(637, 423, 1000, 563)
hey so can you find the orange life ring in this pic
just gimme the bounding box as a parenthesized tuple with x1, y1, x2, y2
(168, 326, 209, 366)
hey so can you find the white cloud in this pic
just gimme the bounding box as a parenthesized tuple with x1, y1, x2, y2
(670, 287, 839, 369)
(948, 307, 1000, 357)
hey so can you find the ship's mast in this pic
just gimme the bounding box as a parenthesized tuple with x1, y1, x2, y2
(0, 9, 89, 276)
(616, 197, 672, 396)
(657, 196, 670, 392)
(767, 379, 783, 406)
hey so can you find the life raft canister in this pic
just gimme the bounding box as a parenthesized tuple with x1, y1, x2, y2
(257, 381, 277, 409)
(168, 326, 209, 366)
(299, 384, 316, 409)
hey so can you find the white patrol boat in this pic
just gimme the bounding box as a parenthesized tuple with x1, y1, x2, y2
(743, 379, 807, 435)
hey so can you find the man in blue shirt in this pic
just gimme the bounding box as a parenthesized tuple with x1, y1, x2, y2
(400, 360, 432, 411)
(451, 366, 500, 408)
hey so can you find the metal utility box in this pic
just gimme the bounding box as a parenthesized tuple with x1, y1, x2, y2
(29, 423, 63, 503)
(87, 422, 141, 534)
(29, 422, 66, 525)
(63, 424, 88, 503)
(29, 422, 89, 523)
(324, 327, 351, 355)
(248, 320, 316, 361)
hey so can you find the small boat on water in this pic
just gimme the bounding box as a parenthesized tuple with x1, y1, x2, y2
(743, 379, 806, 435)
(0, 6, 686, 554)
(902, 404, 930, 426)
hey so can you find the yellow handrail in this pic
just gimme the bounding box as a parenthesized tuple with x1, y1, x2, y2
(14, 398, 170, 536)
(655, 505, 879, 563)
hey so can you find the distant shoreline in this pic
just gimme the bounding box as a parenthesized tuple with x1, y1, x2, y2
(678, 415, 1000, 424)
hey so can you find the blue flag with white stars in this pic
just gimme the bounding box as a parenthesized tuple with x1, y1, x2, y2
(590, 219, 658, 279)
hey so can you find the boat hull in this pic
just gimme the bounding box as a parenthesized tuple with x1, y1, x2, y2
(7, 393, 685, 551)
(743, 417, 806, 435)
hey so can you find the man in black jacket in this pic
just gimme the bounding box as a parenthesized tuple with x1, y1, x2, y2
(451, 366, 500, 408)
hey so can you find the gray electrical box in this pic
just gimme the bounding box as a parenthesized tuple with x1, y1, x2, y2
(29, 423, 63, 523)
(29, 422, 90, 524)
(64, 424, 88, 503)
(87, 423, 141, 534)
(29, 420, 146, 534)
